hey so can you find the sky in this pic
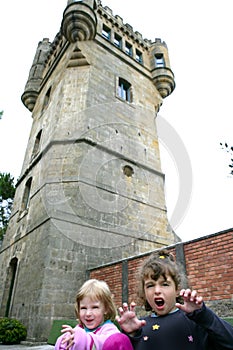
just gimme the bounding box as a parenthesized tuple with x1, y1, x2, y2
(0, 0, 232, 242)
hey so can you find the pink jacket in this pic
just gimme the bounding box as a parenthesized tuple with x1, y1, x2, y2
(54, 321, 133, 350)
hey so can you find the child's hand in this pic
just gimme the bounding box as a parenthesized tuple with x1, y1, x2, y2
(61, 325, 75, 350)
(176, 289, 203, 314)
(116, 302, 146, 335)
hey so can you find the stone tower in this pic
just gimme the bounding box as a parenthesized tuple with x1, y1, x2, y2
(0, 0, 178, 342)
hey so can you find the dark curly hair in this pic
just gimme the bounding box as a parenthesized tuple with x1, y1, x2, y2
(137, 249, 185, 311)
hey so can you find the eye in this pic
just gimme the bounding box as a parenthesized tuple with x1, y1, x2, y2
(162, 281, 170, 286)
(80, 306, 87, 310)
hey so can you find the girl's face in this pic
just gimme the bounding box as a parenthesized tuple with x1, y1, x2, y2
(79, 296, 106, 330)
(144, 274, 179, 316)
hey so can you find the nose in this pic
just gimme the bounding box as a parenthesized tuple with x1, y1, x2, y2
(154, 285, 161, 294)
(86, 308, 93, 316)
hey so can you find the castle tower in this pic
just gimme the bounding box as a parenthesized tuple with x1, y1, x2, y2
(0, 0, 177, 341)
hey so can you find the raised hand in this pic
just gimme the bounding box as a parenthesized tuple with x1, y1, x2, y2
(61, 324, 75, 350)
(176, 289, 203, 314)
(116, 302, 146, 335)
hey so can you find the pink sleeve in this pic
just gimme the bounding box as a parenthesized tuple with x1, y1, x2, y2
(72, 323, 120, 350)
(102, 333, 134, 350)
(54, 326, 92, 350)
(55, 322, 121, 350)
(54, 325, 82, 350)
(54, 332, 71, 350)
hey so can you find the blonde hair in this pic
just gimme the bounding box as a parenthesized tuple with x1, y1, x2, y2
(75, 279, 117, 322)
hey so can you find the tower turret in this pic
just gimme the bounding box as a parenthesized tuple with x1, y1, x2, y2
(21, 38, 51, 111)
(61, 0, 97, 42)
(151, 38, 175, 98)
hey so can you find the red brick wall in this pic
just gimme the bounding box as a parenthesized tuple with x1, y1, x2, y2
(91, 263, 123, 307)
(89, 229, 233, 314)
(184, 230, 233, 301)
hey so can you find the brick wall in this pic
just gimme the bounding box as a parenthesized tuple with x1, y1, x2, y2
(89, 228, 233, 317)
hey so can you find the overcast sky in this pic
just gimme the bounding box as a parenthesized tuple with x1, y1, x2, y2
(0, 0, 232, 242)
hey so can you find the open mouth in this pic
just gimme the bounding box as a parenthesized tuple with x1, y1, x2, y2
(154, 298, 164, 307)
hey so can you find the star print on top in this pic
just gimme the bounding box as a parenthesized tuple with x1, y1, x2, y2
(128, 305, 233, 349)
(152, 324, 160, 331)
(188, 335, 194, 342)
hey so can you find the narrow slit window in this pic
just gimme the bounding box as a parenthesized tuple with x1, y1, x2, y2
(42, 86, 52, 113)
(155, 53, 165, 67)
(22, 177, 32, 212)
(118, 78, 132, 103)
(31, 130, 42, 159)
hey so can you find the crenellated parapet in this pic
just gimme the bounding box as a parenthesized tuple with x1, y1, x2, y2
(96, 5, 175, 98)
(21, 1, 175, 112)
(97, 5, 148, 49)
(61, 0, 98, 42)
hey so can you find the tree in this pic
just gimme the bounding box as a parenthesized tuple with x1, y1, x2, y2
(0, 111, 3, 119)
(220, 142, 233, 176)
(0, 173, 16, 241)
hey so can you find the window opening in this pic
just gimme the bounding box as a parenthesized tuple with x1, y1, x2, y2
(42, 86, 52, 113)
(125, 41, 133, 56)
(114, 33, 122, 48)
(102, 24, 111, 40)
(136, 49, 143, 64)
(118, 78, 132, 103)
(123, 165, 134, 177)
(22, 178, 32, 212)
(5, 258, 18, 317)
(155, 53, 165, 67)
(31, 130, 42, 159)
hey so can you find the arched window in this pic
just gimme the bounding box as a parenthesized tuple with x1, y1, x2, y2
(42, 86, 52, 113)
(118, 78, 132, 103)
(21, 177, 32, 213)
(4, 257, 18, 317)
(31, 129, 42, 160)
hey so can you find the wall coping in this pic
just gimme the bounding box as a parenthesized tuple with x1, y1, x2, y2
(88, 227, 233, 271)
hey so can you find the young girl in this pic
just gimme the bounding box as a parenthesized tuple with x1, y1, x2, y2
(116, 250, 233, 350)
(55, 279, 133, 350)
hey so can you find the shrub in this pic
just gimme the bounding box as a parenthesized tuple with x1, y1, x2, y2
(0, 317, 27, 344)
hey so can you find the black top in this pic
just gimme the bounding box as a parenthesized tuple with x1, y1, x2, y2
(129, 304, 233, 350)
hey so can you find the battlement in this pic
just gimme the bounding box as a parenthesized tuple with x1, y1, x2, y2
(22, 0, 175, 111)
(97, 5, 150, 48)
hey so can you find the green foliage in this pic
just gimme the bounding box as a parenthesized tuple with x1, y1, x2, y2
(0, 173, 15, 199)
(0, 111, 3, 119)
(0, 173, 16, 241)
(0, 317, 27, 344)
